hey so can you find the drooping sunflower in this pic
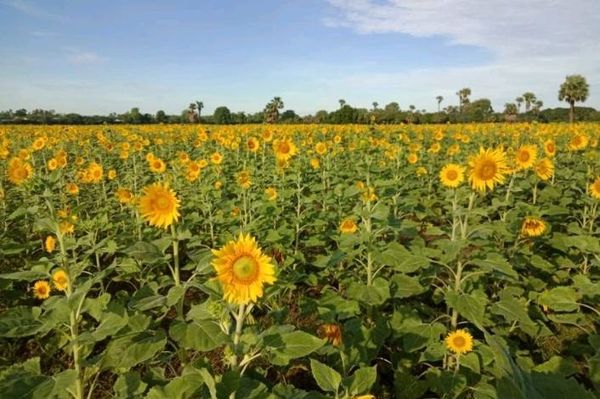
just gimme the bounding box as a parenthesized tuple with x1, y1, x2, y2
(521, 216, 547, 237)
(534, 158, 554, 181)
(32, 280, 51, 300)
(66, 182, 79, 196)
(273, 139, 297, 162)
(589, 177, 600, 199)
(115, 187, 134, 204)
(211, 234, 276, 304)
(265, 187, 278, 201)
(318, 323, 342, 346)
(45, 235, 56, 253)
(445, 329, 474, 355)
(468, 147, 509, 192)
(339, 218, 358, 233)
(59, 221, 75, 235)
(138, 183, 181, 229)
(514, 145, 537, 170)
(52, 269, 70, 292)
(439, 163, 465, 188)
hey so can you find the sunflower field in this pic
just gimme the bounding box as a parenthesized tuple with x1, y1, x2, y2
(1, 123, 600, 398)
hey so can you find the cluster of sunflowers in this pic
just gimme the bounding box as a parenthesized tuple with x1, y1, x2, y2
(1, 122, 600, 398)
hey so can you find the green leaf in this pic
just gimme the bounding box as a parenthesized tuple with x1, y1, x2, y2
(166, 285, 186, 307)
(0, 306, 45, 338)
(264, 331, 325, 366)
(471, 254, 518, 279)
(123, 242, 165, 264)
(445, 291, 487, 330)
(345, 366, 377, 396)
(391, 274, 426, 298)
(346, 278, 390, 306)
(378, 242, 429, 273)
(537, 287, 580, 312)
(310, 359, 341, 393)
(169, 320, 227, 352)
(490, 297, 537, 336)
(113, 371, 148, 399)
(102, 330, 167, 370)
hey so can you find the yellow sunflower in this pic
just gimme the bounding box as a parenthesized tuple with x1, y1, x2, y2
(211, 152, 223, 165)
(115, 187, 134, 204)
(247, 137, 260, 152)
(66, 183, 79, 196)
(521, 217, 547, 237)
(339, 218, 358, 233)
(468, 147, 508, 192)
(315, 142, 327, 156)
(211, 234, 276, 304)
(138, 183, 181, 229)
(32, 280, 51, 300)
(589, 177, 600, 199)
(407, 153, 418, 164)
(514, 145, 537, 170)
(439, 164, 465, 188)
(237, 170, 252, 189)
(534, 158, 554, 181)
(7, 157, 34, 185)
(149, 158, 166, 173)
(310, 158, 320, 169)
(318, 323, 342, 346)
(265, 187, 278, 201)
(445, 329, 474, 355)
(45, 235, 56, 253)
(273, 139, 297, 162)
(52, 269, 70, 292)
(543, 139, 556, 157)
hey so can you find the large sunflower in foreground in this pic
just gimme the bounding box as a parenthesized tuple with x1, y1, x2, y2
(589, 177, 600, 200)
(138, 183, 180, 229)
(468, 147, 509, 192)
(212, 234, 276, 305)
(445, 329, 474, 355)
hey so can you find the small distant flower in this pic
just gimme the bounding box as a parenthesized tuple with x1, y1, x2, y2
(445, 329, 473, 355)
(589, 177, 600, 199)
(52, 269, 69, 292)
(319, 323, 342, 346)
(32, 280, 51, 300)
(45, 235, 56, 253)
(265, 187, 278, 201)
(439, 163, 465, 188)
(339, 218, 358, 233)
(521, 216, 547, 237)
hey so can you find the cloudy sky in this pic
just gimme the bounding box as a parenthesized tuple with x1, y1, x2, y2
(0, 0, 598, 115)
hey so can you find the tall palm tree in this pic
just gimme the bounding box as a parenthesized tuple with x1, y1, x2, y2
(339, 99, 346, 108)
(533, 100, 543, 114)
(264, 97, 284, 123)
(504, 103, 518, 122)
(372, 102, 378, 111)
(187, 103, 198, 123)
(436, 95, 444, 112)
(515, 97, 523, 113)
(559, 75, 589, 123)
(456, 88, 471, 112)
(195, 101, 204, 119)
(522, 92, 536, 113)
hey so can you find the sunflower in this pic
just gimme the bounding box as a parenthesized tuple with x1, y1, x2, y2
(138, 183, 181, 229)
(32, 280, 51, 300)
(273, 139, 297, 162)
(237, 170, 252, 189)
(265, 187, 278, 201)
(568, 134, 589, 151)
(315, 142, 327, 156)
(407, 153, 418, 164)
(416, 167, 428, 176)
(468, 147, 508, 192)
(514, 145, 537, 170)
(439, 164, 465, 188)
(534, 158, 554, 181)
(247, 137, 259, 152)
(211, 152, 223, 165)
(521, 217, 547, 237)
(543, 139, 556, 157)
(318, 323, 342, 346)
(214, 180, 223, 190)
(149, 158, 166, 173)
(47, 158, 58, 171)
(339, 218, 358, 233)
(310, 158, 320, 169)
(66, 182, 79, 195)
(108, 169, 117, 180)
(7, 157, 34, 185)
(32, 137, 46, 151)
(589, 177, 600, 199)
(115, 187, 134, 204)
(52, 269, 70, 292)
(211, 234, 276, 304)
(45, 235, 56, 253)
(445, 329, 473, 355)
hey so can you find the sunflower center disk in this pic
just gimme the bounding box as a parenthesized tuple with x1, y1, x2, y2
(154, 196, 171, 210)
(446, 170, 458, 180)
(233, 256, 258, 283)
(453, 336, 466, 347)
(480, 161, 497, 179)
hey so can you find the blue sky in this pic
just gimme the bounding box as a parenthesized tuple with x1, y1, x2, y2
(1, 0, 598, 115)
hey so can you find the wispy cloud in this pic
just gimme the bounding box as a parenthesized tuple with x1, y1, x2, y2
(324, 0, 600, 108)
(1, 0, 64, 20)
(66, 50, 108, 65)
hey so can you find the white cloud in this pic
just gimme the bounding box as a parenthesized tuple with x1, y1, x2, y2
(324, 0, 600, 109)
(1, 0, 63, 20)
(66, 50, 107, 65)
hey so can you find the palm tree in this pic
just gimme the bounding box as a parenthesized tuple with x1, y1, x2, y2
(372, 102, 378, 111)
(559, 75, 589, 123)
(339, 99, 346, 108)
(533, 100, 543, 114)
(264, 97, 284, 123)
(436, 95, 444, 112)
(504, 103, 518, 122)
(456, 88, 471, 112)
(522, 92, 536, 113)
(187, 103, 198, 123)
(195, 101, 204, 119)
(515, 97, 523, 113)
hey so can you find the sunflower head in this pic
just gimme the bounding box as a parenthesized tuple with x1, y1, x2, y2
(52, 269, 70, 292)
(32, 280, 51, 300)
(211, 234, 276, 305)
(265, 187, 278, 201)
(339, 218, 358, 234)
(514, 145, 538, 170)
(138, 183, 181, 229)
(439, 164, 465, 188)
(589, 177, 600, 200)
(318, 323, 342, 346)
(445, 329, 474, 355)
(534, 158, 554, 181)
(45, 235, 56, 253)
(521, 216, 547, 237)
(468, 147, 508, 192)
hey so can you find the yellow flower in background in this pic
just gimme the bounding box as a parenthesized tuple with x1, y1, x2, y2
(273, 139, 297, 161)
(214, 180, 223, 190)
(361, 187, 377, 203)
(315, 142, 327, 155)
(589, 177, 600, 199)
(247, 137, 259, 152)
(7, 157, 34, 185)
(211, 152, 223, 165)
(47, 158, 58, 171)
(416, 166, 428, 176)
(568, 134, 588, 151)
(108, 169, 117, 180)
(439, 164, 465, 188)
(543, 139, 556, 157)
(115, 187, 134, 204)
(407, 153, 418, 164)
(138, 183, 180, 229)
(66, 182, 79, 195)
(32, 280, 51, 300)
(265, 187, 278, 201)
(445, 329, 473, 355)
(59, 221, 75, 235)
(149, 158, 166, 173)
(339, 218, 358, 233)
(521, 216, 547, 237)
(310, 158, 320, 169)
(52, 269, 70, 292)
(514, 145, 537, 170)
(211, 234, 276, 305)
(468, 147, 508, 192)
(534, 158, 554, 181)
(32, 137, 46, 151)
(45, 235, 56, 253)
(237, 170, 252, 189)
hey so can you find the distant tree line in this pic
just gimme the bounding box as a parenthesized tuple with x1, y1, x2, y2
(1, 75, 593, 125)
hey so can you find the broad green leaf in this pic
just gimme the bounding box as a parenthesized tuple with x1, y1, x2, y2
(169, 320, 227, 352)
(264, 331, 325, 366)
(310, 359, 341, 393)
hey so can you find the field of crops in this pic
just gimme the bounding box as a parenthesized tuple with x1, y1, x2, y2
(1, 123, 600, 398)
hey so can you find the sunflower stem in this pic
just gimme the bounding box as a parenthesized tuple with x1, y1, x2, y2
(232, 303, 247, 369)
(171, 224, 180, 287)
